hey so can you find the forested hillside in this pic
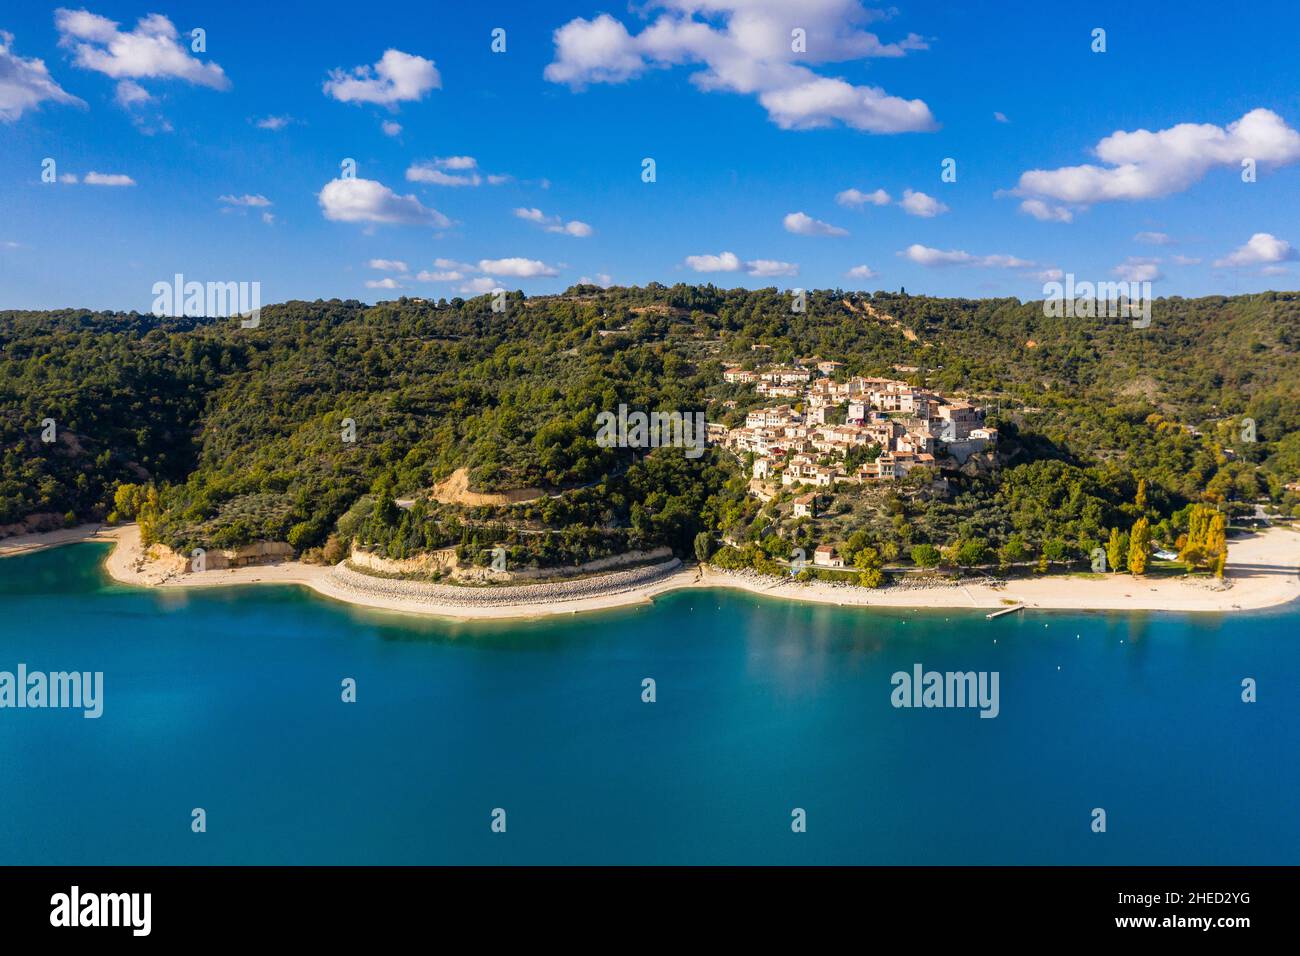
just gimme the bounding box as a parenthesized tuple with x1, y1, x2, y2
(2, 286, 1297, 572)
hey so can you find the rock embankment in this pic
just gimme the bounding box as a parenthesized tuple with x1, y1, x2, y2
(324, 558, 683, 608)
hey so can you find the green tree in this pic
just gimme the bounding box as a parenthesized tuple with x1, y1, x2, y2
(853, 546, 882, 572)
(911, 543, 941, 567)
(952, 538, 989, 567)
(374, 492, 400, 529)
(322, 534, 347, 564)
(997, 534, 1029, 569)
(694, 530, 714, 563)
(1042, 539, 1070, 565)
(112, 483, 147, 521)
(857, 566, 885, 588)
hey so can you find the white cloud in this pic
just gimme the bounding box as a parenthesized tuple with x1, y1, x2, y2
(368, 258, 408, 272)
(365, 277, 403, 290)
(83, 171, 134, 186)
(684, 251, 741, 272)
(405, 156, 511, 188)
(381, 120, 402, 136)
(1014, 109, 1300, 206)
(113, 78, 150, 107)
(899, 188, 948, 218)
(1112, 257, 1163, 282)
(437, 156, 477, 170)
(407, 166, 479, 187)
(994, 111, 1009, 123)
(261, 211, 274, 225)
(1019, 199, 1073, 223)
(254, 114, 291, 130)
(323, 49, 440, 106)
(578, 273, 614, 287)
(783, 211, 848, 236)
(745, 259, 798, 277)
(477, 257, 558, 277)
(54, 9, 229, 95)
(415, 260, 469, 281)
(684, 252, 796, 275)
(1134, 231, 1172, 245)
(836, 187, 891, 207)
(900, 244, 1036, 269)
(846, 264, 878, 279)
(760, 76, 935, 133)
(513, 207, 593, 237)
(544, 3, 936, 134)
(318, 177, 452, 227)
(219, 193, 271, 207)
(1213, 232, 1297, 268)
(459, 276, 502, 294)
(414, 255, 558, 288)
(0, 29, 85, 121)
(1170, 254, 1202, 266)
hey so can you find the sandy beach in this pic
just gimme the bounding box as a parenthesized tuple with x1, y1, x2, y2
(690, 525, 1300, 613)
(4, 522, 1297, 620)
(0, 523, 112, 558)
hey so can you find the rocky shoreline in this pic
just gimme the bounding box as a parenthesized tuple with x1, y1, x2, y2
(323, 557, 685, 608)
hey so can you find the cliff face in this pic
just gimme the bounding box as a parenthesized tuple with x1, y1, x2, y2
(0, 513, 67, 540)
(155, 540, 295, 571)
(348, 547, 458, 577)
(430, 467, 545, 506)
(347, 545, 674, 584)
(323, 557, 683, 608)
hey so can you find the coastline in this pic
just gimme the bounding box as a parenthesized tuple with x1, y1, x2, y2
(0, 523, 112, 558)
(5, 522, 1298, 620)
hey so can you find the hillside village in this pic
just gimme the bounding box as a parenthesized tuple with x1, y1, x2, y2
(715, 359, 997, 568)
(721, 361, 995, 480)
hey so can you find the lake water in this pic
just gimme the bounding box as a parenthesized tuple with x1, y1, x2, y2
(0, 542, 1296, 864)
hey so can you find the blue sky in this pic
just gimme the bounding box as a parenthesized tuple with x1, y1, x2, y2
(2, 0, 1299, 311)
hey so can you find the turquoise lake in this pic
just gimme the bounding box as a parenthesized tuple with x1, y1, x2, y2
(0, 542, 1296, 865)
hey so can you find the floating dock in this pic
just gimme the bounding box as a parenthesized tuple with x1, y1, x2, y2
(986, 604, 1026, 619)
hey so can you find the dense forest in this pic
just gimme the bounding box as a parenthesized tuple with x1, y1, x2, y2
(2, 285, 1297, 576)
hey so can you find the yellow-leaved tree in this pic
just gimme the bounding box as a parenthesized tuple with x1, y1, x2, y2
(1179, 504, 1227, 576)
(1128, 517, 1151, 576)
